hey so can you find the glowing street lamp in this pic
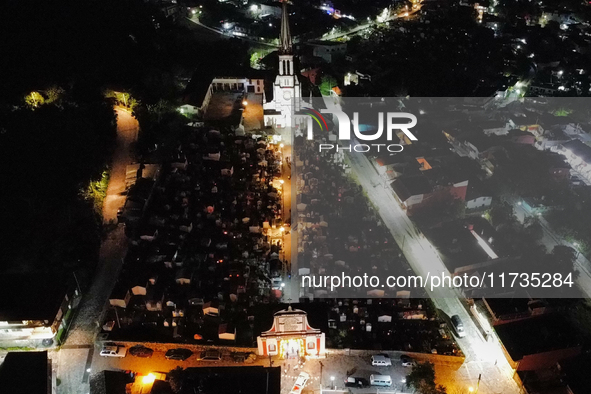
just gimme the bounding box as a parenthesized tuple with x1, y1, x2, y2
(468, 387, 474, 393)
(142, 373, 156, 384)
(242, 100, 248, 106)
(330, 376, 335, 389)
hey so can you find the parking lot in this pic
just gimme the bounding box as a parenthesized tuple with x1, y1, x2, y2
(88, 341, 472, 394)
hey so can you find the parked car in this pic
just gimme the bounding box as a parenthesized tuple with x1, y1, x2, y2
(165, 348, 193, 361)
(290, 372, 310, 394)
(371, 354, 392, 366)
(345, 376, 369, 388)
(370, 374, 392, 387)
(99, 346, 127, 358)
(198, 349, 222, 361)
(400, 355, 415, 367)
(129, 345, 154, 358)
(451, 314, 466, 338)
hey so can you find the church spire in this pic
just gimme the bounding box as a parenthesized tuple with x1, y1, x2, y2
(279, 0, 292, 54)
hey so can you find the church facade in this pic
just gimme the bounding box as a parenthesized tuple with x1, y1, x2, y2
(263, 0, 304, 129)
(257, 306, 326, 358)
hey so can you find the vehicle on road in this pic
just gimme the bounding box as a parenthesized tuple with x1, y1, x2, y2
(345, 376, 369, 388)
(129, 345, 154, 358)
(165, 348, 193, 361)
(400, 355, 415, 367)
(451, 315, 466, 338)
(370, 374, 392, 387)
(198, 349, 222, 361)
(99, 345, 127, 357)
(371, 354, 392, 366)
(290, 372, 310, 394)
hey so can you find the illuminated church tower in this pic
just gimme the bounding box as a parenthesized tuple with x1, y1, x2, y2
(264, 0, 302, 128)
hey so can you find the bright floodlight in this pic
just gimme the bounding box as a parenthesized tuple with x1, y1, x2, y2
(468, 388, 474, 393)
(330, 376, 335, 381)
(142, 374, 156, 384)
(250, 4, 257, 11)
(281, 282, 285, 287)
(242, 100, 248, 106)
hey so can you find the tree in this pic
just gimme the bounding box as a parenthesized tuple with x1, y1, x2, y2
(546, 245, 579, 278)
(406, 361, 447, 394)
(319, 75, 338, 96)
(489, 202, 515, 228)
(524, 216, 544, 241)
(168, 367, 186, 393)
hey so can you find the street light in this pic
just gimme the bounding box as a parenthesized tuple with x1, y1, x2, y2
(468, 387, 474, 393)
(330, 376, 335, 390)
(142, 373, 156, 384)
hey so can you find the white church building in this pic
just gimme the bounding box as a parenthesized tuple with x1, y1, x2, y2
(263, 0, 305, 130)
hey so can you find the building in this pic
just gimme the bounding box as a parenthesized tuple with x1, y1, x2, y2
(0, 273, 75, 346)
(495, 314, 581, 371)
(0, 351, 53, 394)
(263, 0, 303, 129)
(307, 40, 347, 63)
(558, 140, 591, 184)
(257, 306, 325, 358)
(465, 180, 492, 211)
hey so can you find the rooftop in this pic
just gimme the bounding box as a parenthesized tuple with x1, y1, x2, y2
(495, 314, 580, 361)
(391, 175, 432, 200)
(562, 139, 591, 164)
(0, 273, 68, 322)
(0, 351, 48, 394)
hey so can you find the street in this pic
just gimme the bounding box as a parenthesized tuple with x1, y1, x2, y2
(321, 96, 520, 394)
(56, 108, 138, 394)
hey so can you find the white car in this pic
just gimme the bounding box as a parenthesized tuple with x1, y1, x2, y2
(371, 354, 392, 366)
(290, 372, 310, 394)
(99, 345, 127, 357)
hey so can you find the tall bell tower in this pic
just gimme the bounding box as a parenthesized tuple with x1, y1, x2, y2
(265, 0, 302, 128)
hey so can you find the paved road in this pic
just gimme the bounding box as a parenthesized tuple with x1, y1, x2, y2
(57, 108, 138, 394)
(321, 96, 519, 394)
(512, 199, 591, 297)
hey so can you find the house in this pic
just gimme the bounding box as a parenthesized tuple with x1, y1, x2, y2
(495, 314, 581, 371)
(480, 120, 511, 136)
(0, 351, 52, 394)
(465, 180, 492, 211)
(443, 129, 502, 161)
(558, 140, 591, 184)
(0, 274, 74, 345)
(528, 84, 559, 97)
(508, 129, 536, 145)
(482, 296, 555, 326)
(391, 175, 433, 210)
(546, 153, 571, 182)
(307, 40, 347, 63)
